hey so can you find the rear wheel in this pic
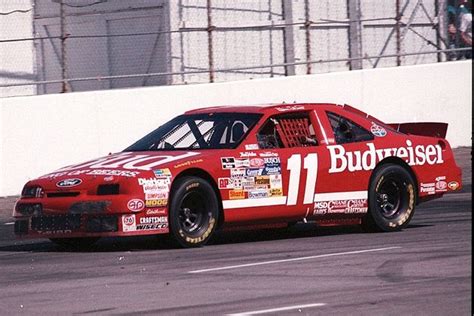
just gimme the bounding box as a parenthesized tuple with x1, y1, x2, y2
(363, 164, 416, 232)
(50, 237, 99, 249)
(168, 177, 219, 248)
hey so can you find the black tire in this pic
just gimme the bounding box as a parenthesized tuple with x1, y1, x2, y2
(168, 177, 219, 248)
(50, 237, 99, 249)
(363, 164, 416, 232)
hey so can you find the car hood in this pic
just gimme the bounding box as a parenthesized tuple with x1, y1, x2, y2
(29, 151, 204, 190)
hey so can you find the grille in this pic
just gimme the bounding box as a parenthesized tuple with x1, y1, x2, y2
(47, 192, 80, 198)
(31, 214, 81, 232)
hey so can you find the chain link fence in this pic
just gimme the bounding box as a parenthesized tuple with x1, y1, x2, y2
(0, 0, 471, 98)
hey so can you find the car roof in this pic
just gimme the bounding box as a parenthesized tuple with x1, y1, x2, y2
(184, 103, 390, 127)
(184, 103, 342, 115)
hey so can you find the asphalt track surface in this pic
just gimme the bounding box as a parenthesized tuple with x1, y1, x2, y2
(0, 147, 471, 315)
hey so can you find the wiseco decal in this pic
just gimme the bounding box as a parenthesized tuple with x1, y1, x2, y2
(328, 140, 443, 173)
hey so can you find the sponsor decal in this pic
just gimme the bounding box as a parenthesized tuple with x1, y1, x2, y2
(246, 168, 264, 177)
(270, 174, 283, 189)
(139, 216, 167, 224)
(240, 151, 257, 157)
(313, 199, 368, 215)
(230, 168, 246, 178)
(146, 199, 168, 207)
(221, 157, 235, 169)
(39, 169, 140, 179)
(219, 178, 242, 189)
(127, 199, 145, 212)
(122, 214, 136, 232)
(56, 178, 82, 188)
(435, 176, 447, 192)
(173, 159, 203, 169)
(245, 144, 259, 150)
(242, 177, 255, 191)
(137, 216, 168, 231)
(328, 140, 444, 173)
(275, 105, 305, 112)
(448, 181, 460, 191)
(145, 192, 168, 200)
(139, 178, 170, 187)
(153, 168, 171, 177)
(87, 169, 139, 177)
(420, 183, 435, 195)
(229, 189, 245, 200)
(262, 165, 281, 175)
(263, 157, 280, 164)
(103, 176, 114, 182)
(259, 152, 279, 158)
(370, 123, 387, 137)
(255, 176, 270, 185)
(142, 184, 169, 194)
(234, 158, 250, 168)
(146, 208, 166, 215)
(270, 188, 283, 197)
(55, 152, 200, 172)
(219, 178, 231, 189)
(248, 190, 269, 199)
(250, 158, 265, 168)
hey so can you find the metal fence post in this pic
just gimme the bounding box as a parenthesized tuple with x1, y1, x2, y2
(282, 0, 296, 76)
(348, 0, 363, 70)
(436, 0, 448, 62)
(304, 0, 311, 74)
(207, 0, 215, 83)
(396, 0, 402, 66)
(59, 0, 69, 92)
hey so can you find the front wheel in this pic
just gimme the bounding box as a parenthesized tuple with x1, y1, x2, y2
(168, 177, 219, 248)
(363, 164, 416, 232)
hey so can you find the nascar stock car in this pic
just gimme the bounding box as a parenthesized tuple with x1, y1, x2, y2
(13, 103, 462, 248)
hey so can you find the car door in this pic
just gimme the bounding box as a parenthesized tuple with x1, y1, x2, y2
(308, 108, 376, 217)
(222, 110, 330, 223)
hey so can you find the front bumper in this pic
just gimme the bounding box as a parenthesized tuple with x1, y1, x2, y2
(14, 211, 169, 239)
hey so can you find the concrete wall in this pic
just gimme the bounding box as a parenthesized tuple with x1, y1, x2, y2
(0, 60, 471, 196)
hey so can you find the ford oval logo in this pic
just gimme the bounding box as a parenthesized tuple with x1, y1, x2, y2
(56, 178, 82, 188)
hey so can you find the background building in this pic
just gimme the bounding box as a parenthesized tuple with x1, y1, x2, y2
(0, 0, 468, 97)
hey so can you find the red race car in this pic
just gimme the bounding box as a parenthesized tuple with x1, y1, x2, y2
(13, 103, 462, 248)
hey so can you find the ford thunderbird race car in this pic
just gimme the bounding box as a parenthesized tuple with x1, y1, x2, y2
(13, 103, 462, 248)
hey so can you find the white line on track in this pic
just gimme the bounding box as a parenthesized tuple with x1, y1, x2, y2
(189, 246, 401, 274)
(3, 222, 14, 225)
(226, 303, 326, 315)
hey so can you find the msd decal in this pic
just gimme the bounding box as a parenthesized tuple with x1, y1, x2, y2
(313, 199, 368, 215)
(328, 140, 444, 173)
(55, 152, 200, 172)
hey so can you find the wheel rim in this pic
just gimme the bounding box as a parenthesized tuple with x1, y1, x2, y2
(178, 190, 209, 235)
(376, 176, 404, 219)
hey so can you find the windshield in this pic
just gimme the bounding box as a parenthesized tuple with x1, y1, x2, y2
(124, 113, 262, 151)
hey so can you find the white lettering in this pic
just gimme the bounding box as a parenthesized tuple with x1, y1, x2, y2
(328, 145, 347, 173)
(328, 142, 444, 174)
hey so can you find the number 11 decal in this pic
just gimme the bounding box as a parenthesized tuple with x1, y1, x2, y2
(287, 153, 318, 205)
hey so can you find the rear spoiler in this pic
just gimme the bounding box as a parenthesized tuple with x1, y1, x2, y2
(387, 122, 448, 138)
